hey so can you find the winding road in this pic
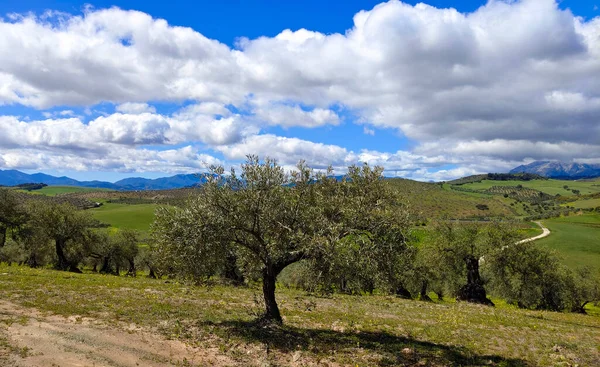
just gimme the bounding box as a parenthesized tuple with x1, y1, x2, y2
(516, 221, 551, 244)
(480, 221, 550, 264)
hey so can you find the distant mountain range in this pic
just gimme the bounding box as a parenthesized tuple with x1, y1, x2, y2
(510, 161, 600, 179)
(2, 161, 598, 190)
(0, 169, 209, 190)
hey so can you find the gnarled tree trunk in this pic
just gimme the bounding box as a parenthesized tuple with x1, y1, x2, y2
(420, 280, 432, 302)
(55, 239, 70, 271)
(55, 239, 81, 273)
(394, 284, 412, 299)
(262, 267, 282, 323)
(0, 226, 7, 248)
(126, 258, 136, 277)
(457, 255, 494, 306)
(100, 256, 112, 274)
(223, 253, 244, 284)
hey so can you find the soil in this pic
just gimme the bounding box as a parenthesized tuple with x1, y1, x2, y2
(0, 300, 234, 367)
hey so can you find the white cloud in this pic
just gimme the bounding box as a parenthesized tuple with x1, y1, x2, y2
(115, 102, 157, 114)
(218, 134, 354, 168)
(363, 126, 375, 136)
(0, 145, 222, 174)
(0, 107, 255, 151)
(253, 103, 340, 128)
(0, 1, 599, 178)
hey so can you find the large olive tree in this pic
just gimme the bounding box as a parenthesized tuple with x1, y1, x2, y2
(152, 156, 412, 323)
(428, 221, 518, 306)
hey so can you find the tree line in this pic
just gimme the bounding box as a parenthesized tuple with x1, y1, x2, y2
(1, 157, 599, 324)
(0, 189, 141, 275)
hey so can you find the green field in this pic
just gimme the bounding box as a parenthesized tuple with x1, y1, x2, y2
(459, 179, 600, 196)
(537, 214, 600, 270)
(0, 264, 598, 366)
(20, 186, 113, 196)
(565, 197, 600, 209)
(90, 203, 158, 232)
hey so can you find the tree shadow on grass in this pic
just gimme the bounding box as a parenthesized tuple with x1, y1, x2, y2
(201, 319, 528, 366)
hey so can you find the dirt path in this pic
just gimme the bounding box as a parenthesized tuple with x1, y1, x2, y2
(479, 221, 551, 264)
(0, 300, 234, 367)
(515, 221, 551, 244)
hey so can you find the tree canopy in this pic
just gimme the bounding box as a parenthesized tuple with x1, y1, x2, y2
(27, 201, 99, 272)
(0, 189, 28, 248)
(152, 156, 413, 323)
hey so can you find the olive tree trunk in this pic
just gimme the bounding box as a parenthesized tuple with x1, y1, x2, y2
(126, 258, 136, 277)
(0, 226, 7, 248)
(55, 239, 81, 273)
(457, 255, 494, 306)
(262, 267, 282, 323)
(420, 280, 432, 302)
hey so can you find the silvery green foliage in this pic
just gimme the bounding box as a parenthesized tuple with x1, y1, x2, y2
(151, 204, 228, 283)
(151, 156, 414, 320)
(424, 221, 520, 299)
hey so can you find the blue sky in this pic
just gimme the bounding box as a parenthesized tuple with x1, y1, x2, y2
(0, 0, 599, 182)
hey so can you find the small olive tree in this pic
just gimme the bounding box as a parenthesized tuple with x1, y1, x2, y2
(152, 156, 412, 323)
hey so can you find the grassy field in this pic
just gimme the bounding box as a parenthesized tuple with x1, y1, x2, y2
(538, 213, 600, 270)
(19, 186, 114, 196)
(0, 264, 598, 366)
(564, 197, 600, 209)
(458, 179, 600, 196)
(90, 202, 158, 232)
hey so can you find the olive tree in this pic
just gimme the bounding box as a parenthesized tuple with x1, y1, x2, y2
(28, 201, 98, 272)
(565, 266, 600, 313)
(86, 229, 140, 275)
(0, 189, 28, 248)
(307, 164, 414, 296)
(152, 156, 412, 323)
(429, 221, 518, 306)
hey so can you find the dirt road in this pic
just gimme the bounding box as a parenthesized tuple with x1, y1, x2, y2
(515, 221, 551, 244)
(0, 300, 233, 367)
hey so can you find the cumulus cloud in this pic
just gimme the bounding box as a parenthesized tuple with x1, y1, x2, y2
(217, 134, 496, 179)
(0, 145, 222, 173)
(115, 102, 157, 114)
(0, 107, 255, 152)
(218, 135, 354, 168)
(0, 0, 599, 179)
(253, 103, 340, 128)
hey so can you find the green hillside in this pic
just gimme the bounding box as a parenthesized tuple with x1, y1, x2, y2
(89, 203, 158, 232)
(386, 178, 513, 220)
(458, 179, 600, 196)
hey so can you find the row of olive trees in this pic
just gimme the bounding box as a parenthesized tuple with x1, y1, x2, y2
(420, 222, 600, 313)
(0, 190, 141, 274)
(150, 157, 600, 322)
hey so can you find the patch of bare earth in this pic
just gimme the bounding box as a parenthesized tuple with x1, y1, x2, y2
(0, 300, 234, 367)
